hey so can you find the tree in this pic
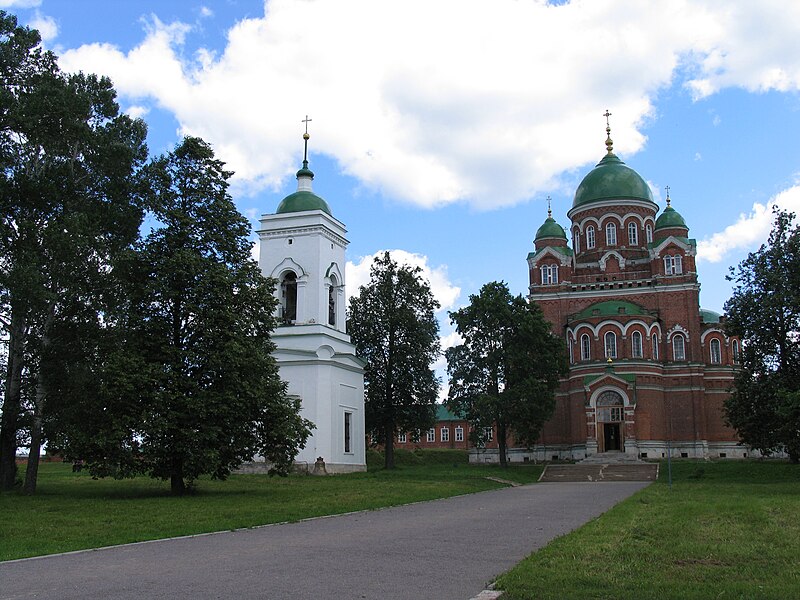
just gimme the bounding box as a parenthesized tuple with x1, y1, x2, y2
(347, 252, 440, 469)
(724, 209, 800, 461)
(446, 282, 567, 467)
(48, 137, 313, 495)
(0, 13, 149, 492)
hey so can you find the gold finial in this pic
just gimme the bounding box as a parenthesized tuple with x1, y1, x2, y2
(665, 185, 671, 207)
(603, 109, 613, 154)
(607, 357, 613, 365)
(547, 195, 552, 218)
(301, 115, 312, 166)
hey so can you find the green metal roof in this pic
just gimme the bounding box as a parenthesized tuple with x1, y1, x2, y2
(655, 205, 687, 231)
(700, 309, 722, 324)
(574, 300, 649, 319)
(276, 190, 332, 215)
(573, 153, 654, 209)
(436, 405, 464, 421)
(584, 372, 637, 386)
(526, 246, 574, 261)
(535, 216, 567, 241)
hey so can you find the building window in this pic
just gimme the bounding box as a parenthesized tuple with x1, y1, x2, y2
(581, 334, 591, 361)
(732, 340, 740, 363)
(412, 429, 421, 443)
(664, 254, 683, 275)
(427, 428, 435, 443)
(344, 412, 352, 453)
(646, 224, 653, 244)
(628, 222, 638, 246)
(632, 331, 643, 358)
(483, 427, 494, 441)
(398, 431, 407, 443)
(604, 331, 617, 359)
(441, 427, 450, 442)
(605, 223, 617, 246)
(280, 272, 298, 323)
(672, 334, 686, 361)
(710, 338, 722, 364)
(652, 335, 659, 360)
(573, 230, 580, 253)
(586, 226, 596, 249)
(328, 276, 337, 326)
(455, 426, 464, 442)
(540, 264, 558, 285)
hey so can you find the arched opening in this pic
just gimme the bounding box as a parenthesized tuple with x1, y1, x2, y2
(581, 334, 591, 361)
(710, 338, 721, 364)
(596, 390, 624, 452)
(604, 331, 617, 359)
(328, 275, 337, 326)
(672, 334, 686, 361)
(280, 271, 297, 324)
(632, 331, 643, 358)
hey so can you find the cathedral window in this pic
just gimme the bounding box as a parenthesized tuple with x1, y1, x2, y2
(573, 230, 580, 253)
(280, 271, 298, 324)
(328, 276, 338, 326)
(586, 226, 596, 249)
(710, 338, 722, 364)
(732, 340, 740, 363)
(628, 222, 638, 246)
(632, 331, 643, 358)
(581, 334, 591, 361)
(652, 335, 659, 360)
(664, 254, 683, 275)
(605, 223, 617, 246)
(646, 224, 653, 243)
(604, 331, 617, 359)
(672, 334, 686, 361)
(540, 264, 558, 285)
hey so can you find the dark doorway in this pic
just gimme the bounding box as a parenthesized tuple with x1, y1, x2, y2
(604, 423, 621, 451)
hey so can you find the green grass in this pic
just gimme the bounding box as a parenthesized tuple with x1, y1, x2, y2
(0, 452, 543, 561)
(496, 460, 800, 600)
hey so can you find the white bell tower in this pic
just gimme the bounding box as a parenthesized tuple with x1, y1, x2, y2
(257, 122, 366, 473)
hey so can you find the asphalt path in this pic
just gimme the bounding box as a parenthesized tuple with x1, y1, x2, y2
(1, 481, 648, 600)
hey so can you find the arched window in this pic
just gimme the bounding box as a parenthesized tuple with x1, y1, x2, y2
(540, 264, 558, 285)
(573, 230, 580, 253)
(732, 340, 740, 363)
(672, 334, 686, 361)
(280, 272, 298, 324)
(328, 276, 337, 326)
(646, 224, 653, 244)
(632, 331, 643, 358)
(664, 254, 683, 275)
(710, 338, 721, 364)
(586, 226, 596, 249)
(652, 334, 659, 360)
(581, 334, 591, 361)
(628, 222, 638, 246)
(605, 223, 617, 246)
(568, 337, 574, 364)
(604, 331, 617, 359)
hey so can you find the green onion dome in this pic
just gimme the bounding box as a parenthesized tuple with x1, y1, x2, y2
(654, 204, 687, 231)
(573, 152, 655, 209)
(535, 215, 567, 241)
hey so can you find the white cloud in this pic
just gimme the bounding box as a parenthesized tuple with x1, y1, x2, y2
(346, 249, 461, 312)
(28, 11, 57, 42)
(125, 104, 149, 119)
(199, 6, 213, 19)
(697, 185, 800, 263)
(56, 1, 800, 209)
(0, 0, 40, 7)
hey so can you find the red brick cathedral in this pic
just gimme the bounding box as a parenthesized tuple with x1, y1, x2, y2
(526, 123, 742, 461)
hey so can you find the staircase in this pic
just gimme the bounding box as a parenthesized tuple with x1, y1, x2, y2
(538, 452, 659, 482)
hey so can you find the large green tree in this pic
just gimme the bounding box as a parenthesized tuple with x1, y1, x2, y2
(347, 252, 440, 469)
(49, 137, 313, 495)
(446, 282, 567, 467)
(0, 13, 149, 493)
(724, 209, 800, 461)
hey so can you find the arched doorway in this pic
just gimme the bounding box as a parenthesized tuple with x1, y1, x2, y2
(596, 390, 624, 452)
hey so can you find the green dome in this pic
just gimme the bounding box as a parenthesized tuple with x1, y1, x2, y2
(700, 309, 721, 324)
(573, 153, 655, 208)
(655, 205, 687, 231)
(535, 216, 567, 241)
(276, 190, 332, 215)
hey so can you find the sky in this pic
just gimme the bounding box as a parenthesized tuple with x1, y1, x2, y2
(5, 0, 800, 374)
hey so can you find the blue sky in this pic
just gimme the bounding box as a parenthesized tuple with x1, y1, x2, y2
(7, 0, 800, 361)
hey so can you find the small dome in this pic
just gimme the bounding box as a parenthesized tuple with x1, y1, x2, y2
(700, 309, 721, 324)
(655, 205, 687, 231)
(535, 216, 567, 241)
(573, 153, 655, 209)
(276, 190, 332, 215)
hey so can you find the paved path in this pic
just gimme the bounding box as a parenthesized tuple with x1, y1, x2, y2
(1, 482, 648, 600)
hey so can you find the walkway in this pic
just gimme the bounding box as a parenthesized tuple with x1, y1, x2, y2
(0, 481, 649, 600)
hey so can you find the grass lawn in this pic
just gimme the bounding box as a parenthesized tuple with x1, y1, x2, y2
(496, 460, 800, 600)
(0, 449, 543, 561)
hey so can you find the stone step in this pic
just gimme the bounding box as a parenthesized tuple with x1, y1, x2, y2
(539, 463, 659, 482)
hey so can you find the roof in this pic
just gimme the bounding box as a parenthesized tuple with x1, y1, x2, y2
(655, 205, 688, 231)
(700, 309, 722, 324)
(436, 405, 465, 421)
(573, 152, 655, 209)
(573, 300, 650, 320)
(276, 190, 332, 215)
(535, 216, 567, 241)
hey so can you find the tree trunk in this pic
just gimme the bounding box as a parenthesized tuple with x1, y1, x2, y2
(384, 427, 395, 469)
(23, 303, 54, 495)
(498, 421, 508, 468)
(0, 305, 26, 491)
(170, 455, 185, 495)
